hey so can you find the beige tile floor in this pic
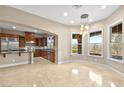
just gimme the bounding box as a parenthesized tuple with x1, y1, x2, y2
(0, 58, 124, 87)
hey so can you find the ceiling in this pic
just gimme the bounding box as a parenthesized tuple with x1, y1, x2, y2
(10, 5, 120, 26)
(0, 22, 46, 34)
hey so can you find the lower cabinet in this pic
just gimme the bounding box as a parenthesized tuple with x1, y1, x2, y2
(34, 50, 55, 63)
(50, 52, 55, 62)
(34, 50, 41, 57)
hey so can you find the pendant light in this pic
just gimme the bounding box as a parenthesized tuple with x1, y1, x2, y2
(80, 14, 89, 36)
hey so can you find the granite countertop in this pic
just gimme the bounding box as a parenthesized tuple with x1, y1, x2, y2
(35, 48, 55, 52)
(0, 47, 55, 54)
(0, 50, 30, 54)
(34, 47, 55, 52)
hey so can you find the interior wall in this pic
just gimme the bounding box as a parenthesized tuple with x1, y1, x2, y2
(103, 6, 124, 73)
(0, 5, 70, 62)
(69, 6, 124, 73)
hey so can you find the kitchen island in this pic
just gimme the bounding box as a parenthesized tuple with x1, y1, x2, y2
(0, 51, 33, 68)
(34, 48, 55, 63)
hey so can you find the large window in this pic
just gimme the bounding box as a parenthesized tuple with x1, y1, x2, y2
(109, 22, 123, 61)
(71, 33, 82, 55)
(89, 30, 102, 56)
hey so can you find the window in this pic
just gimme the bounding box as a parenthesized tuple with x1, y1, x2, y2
(109, 23, 123, 61)
(71, 33, 82, 55)
(89, 30, 102, 56)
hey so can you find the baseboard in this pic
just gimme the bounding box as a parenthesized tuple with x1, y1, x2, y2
(0, 61, 29, 68)
(58, 60, 89, 64)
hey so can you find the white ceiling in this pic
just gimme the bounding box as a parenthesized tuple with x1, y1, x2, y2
(0, 22, 46, 34)
(10, 5, 120, 26)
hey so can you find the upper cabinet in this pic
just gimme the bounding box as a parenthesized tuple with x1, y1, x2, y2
(0, 33, 19, 38)
(42, 37, 47, 47)
(19, 36, 25, 48)
(35, 37, 47, 47)
(0, 38, 1, 52)
(25, 32, 35, 42)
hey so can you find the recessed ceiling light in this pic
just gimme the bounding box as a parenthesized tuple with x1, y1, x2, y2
(71, 20, 74, 24)
(12, 26, 16, 29)
(89, 19, 93, 22)
(101, 5, 107, 9)
(63, 12, 68, 16)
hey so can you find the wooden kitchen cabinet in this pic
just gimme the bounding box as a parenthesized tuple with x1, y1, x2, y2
(0, 33, 19, 38)
(34, 50, 48, 58)
(0, 38, 1, 52)
(34, 50, 41, 57)
(19, 36, 25, 48)
(34, 50, 55, 63)
(35, 37, 47, 47)
(41, 50, 48, 59)
(35, 38, 39, 46)
(35, 38, 42, 46)
(43, 37, 47, 46)
(25, 32, 35, 42)
(41, 50, 55, 63)
(40, 37, 47, 47)
(50, 51, 55, 62)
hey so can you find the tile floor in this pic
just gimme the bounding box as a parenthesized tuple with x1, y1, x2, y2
(0, 58, 124, 87)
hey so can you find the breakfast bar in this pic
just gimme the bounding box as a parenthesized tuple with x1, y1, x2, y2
(0, 51, 31, 68)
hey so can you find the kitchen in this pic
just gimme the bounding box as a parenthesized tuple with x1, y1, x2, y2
(0, 22, 58, 68)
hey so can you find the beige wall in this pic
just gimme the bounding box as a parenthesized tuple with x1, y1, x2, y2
(0, 6, 70, 62)
(69, 6, 124, 60)
(69, 6, 124, 73)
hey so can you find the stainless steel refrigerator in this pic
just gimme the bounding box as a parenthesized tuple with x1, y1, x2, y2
(1, 37, 19, 52)
(8, 38, 19, 51)
(1, 37, 8, 51)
